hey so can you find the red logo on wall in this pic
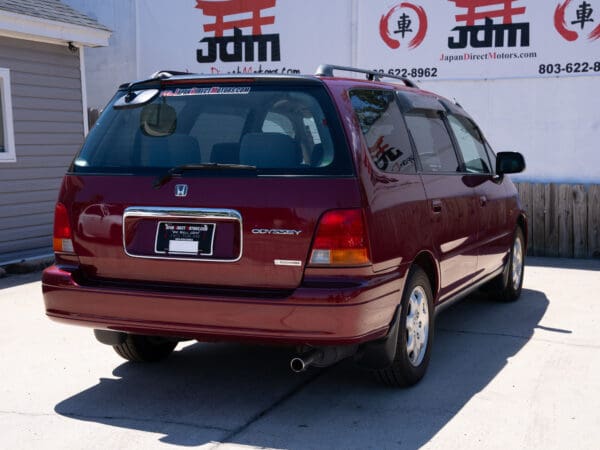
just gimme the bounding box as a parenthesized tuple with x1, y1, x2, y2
(379, 3, 428, 50)
(195, 0, 280, 63)
(554, 0, 600, 41)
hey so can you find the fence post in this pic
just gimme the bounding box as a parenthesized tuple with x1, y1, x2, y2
(589, 186, 600, 258)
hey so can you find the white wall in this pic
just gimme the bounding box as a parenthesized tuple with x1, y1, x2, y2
(419, 77, 600, 184)
(62, 0, 137, 110)
(63, 0, 600, 184)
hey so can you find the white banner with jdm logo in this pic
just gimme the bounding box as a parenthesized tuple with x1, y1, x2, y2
(358, 0, 600, 80)
(137, 0, 352, 77)
(136, 0, 599, 81)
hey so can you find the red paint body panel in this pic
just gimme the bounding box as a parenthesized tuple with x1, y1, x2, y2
(42, 264, 404, 345)
(61, 175, 362, 289)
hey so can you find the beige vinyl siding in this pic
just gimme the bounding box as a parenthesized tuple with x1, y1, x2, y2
(0, 36, 84, 264)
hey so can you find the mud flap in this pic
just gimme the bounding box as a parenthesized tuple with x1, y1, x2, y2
(94, 329, 127, 346)
(353, 305, 400, 369)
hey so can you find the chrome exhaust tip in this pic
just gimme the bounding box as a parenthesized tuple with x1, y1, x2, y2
(290, 357, 308, 373)
(290, 349, 321, 373)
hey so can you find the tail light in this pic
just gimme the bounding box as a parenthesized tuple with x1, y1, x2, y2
(309, 209, 371, 266)
(53, 202, 74, 253)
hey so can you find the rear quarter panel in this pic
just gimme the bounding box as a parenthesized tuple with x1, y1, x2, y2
(324, 80, 432, 275)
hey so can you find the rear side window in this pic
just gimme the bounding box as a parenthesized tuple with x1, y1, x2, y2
(404, 111, 459, 173)
(350, 90, 415, 174)
(447, 114, 490, 174)
(73, 84, 353, 176)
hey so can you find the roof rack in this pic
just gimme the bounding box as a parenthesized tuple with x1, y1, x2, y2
(315, 64, 418, 88)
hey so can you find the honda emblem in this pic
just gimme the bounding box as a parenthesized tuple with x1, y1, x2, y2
(174, 184, 188, 197)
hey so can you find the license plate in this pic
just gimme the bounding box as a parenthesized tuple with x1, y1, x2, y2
(155, 222, 215, 256)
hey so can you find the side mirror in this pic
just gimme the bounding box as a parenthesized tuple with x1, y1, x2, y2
(496, 152, 525, 175)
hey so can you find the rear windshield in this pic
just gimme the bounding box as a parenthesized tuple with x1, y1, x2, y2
(73, 83, 353, 176)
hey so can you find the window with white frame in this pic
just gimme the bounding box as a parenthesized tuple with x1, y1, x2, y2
(0, 68, 16, 162)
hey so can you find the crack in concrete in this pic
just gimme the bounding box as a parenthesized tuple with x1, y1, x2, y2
(437, 328, 600, 349)
(210, 367, 329, 449)
(0, 409, 232, 433)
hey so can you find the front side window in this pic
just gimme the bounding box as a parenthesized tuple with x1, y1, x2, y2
(485, 141, 497, 173)
(405, 110, 459, 173)
(447, 114, 490, 174)
(350, 90, 416, 174)
(0, 68, 16, 162)
(74, 84, 353, 176)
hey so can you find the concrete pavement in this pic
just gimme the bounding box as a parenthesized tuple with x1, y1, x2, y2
(0, 258, 599, 449)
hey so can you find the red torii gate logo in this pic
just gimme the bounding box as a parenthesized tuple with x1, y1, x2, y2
(554, 0, 600, 41)
(448, 0, 530, 48)
(452, 0, 526, 26)
(195, 0, 281, 63)
(379, 3, 428, 50)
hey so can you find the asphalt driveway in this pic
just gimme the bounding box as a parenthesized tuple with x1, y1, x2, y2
(1, 258, 599, 449)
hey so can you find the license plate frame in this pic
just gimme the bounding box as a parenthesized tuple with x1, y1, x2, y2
(154, 221, 216, 256)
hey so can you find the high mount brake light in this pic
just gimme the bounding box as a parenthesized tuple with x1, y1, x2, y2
(162, 78, 255, 85)
(309, 209, 371, 266)
(53, 202, 74, 253)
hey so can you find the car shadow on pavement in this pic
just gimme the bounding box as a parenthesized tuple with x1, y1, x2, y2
(55, 288, 549, 448)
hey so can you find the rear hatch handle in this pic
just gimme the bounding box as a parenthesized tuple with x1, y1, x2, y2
(153, 163, 257, 189)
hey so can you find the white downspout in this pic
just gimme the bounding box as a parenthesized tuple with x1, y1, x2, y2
(351, 0, 359, 67)
(78, 45, 89, 136)
(135, 0, 141, 79)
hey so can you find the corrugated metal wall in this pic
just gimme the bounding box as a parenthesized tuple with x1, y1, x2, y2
(0, 36, 83, 264)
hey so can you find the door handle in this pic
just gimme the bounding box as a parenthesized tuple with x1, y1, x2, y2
(431, 199, 443, 213)
(479, 195, 488, 207)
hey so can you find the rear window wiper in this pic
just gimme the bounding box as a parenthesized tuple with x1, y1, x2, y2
(153, 163, 257, 189)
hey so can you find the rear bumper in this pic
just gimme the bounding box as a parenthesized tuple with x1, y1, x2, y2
(42, 265, 405, 346)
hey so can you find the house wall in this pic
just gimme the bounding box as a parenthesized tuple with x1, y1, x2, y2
(0, 36, 83, 264)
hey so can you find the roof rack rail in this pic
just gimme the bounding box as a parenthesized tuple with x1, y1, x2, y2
(315, 64, 418, 88)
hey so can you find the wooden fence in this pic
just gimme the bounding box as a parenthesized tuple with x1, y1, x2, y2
(515, 183, 600, 258)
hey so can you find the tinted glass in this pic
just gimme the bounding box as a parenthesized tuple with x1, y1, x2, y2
(350, 90, 416, 174)
(447, 114, 490, 174)
(73, 84, 352, 176)
(485, 141, 497, 173)
(405, 111, 459, 172)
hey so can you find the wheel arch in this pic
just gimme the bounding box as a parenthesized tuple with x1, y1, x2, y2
(412, 250, 439, 302)
(517, 213, 528, 249)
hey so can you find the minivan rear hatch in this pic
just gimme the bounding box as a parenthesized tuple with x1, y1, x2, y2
(63, 78, 360, 289)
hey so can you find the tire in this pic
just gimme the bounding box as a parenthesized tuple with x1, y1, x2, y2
(486, 227, 525, 302)
(375, 267, 434, 387)
(113, 334, 177, 362)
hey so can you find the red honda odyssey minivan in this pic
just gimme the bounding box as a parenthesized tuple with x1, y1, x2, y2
(43, 65, 526, 387)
